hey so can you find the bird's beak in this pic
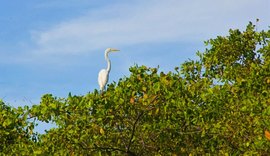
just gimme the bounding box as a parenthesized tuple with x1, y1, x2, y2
(111, 48, 120, 52)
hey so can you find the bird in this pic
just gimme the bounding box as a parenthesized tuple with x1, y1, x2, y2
(98, 48, 120, 92)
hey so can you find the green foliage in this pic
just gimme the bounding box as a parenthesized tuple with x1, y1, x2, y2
(1, 22, 270, 155)
(0, 100, 37, 155)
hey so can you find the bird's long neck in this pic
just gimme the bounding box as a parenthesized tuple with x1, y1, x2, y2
(105, 51, 111, 72)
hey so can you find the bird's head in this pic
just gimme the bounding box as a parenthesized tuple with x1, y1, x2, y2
(105, 48, 120, 53)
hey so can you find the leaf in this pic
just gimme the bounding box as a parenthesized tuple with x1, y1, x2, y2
(265, 130, 270, 141)
(142, 86, 147, 92)
(130, 97, 135, 104)
(100, 128, 105, 135)
(155, 108, 159, 114)
(143, 94, 148, 100)
(34, 150, 43, 155)
(3, 119, 12, 128)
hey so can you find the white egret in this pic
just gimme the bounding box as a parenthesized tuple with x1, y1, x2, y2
(98, 48, 120, 92)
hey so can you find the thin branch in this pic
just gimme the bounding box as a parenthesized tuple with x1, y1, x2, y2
(71, 140, 133, 155)
(93, 145, 127, 153)
(127, 111, 144, 152)
(93, 145, 137, 156)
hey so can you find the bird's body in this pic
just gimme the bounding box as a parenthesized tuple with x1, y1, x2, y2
(98, 48, 119, 92)
(98, 69, 109, 91)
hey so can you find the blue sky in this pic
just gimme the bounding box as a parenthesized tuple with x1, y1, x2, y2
(0, 0, 269, 107)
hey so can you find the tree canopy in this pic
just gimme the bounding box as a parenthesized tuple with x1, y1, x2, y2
(1, 22, 270, 155)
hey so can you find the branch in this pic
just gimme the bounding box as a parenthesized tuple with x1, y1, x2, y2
(93, 145, 127, 153)
(93, 145, 137, 156)
(71, 139, 134, 155)
(127, 111, 144, 152)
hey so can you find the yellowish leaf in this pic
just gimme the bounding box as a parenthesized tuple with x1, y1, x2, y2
(100, 128, 105, 135)
(142, 86, 147, 92)
(155, 108, 159, 114)
(143, 94, 148, 99)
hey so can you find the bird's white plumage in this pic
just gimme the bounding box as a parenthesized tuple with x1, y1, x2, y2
(98, 69, 109, 91)
(98, 48, 119, 92)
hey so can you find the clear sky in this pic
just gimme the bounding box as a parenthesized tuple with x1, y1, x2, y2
(0, 0, 269, 107)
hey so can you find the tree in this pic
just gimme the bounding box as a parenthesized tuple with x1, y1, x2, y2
(0, 100, 37, 155)
(1, 22, 270, 155)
